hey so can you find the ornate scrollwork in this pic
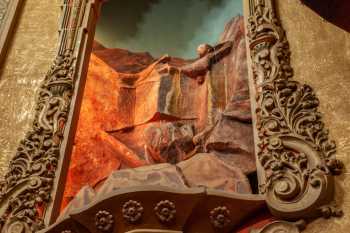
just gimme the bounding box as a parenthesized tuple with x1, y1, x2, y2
(209, 206, 231, 229)
(0, 49, 75, 233)
(154, 200, 176, 224)
(250, 220, 306, 233)
(122, 200, 144, 223)
(319, 204, 343, 219)
(247, 0, 343, 219)
(95, 210, 114, 232)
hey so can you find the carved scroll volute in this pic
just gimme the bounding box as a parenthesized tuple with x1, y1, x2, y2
(0, 0, 100, 233)
(246, 0, 343, 220)
(250, 220, 306, 233)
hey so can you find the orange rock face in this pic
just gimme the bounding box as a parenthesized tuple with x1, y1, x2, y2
(63, 54, 122, 207)
(62, 16, 255, 209)
(62, 49, 194, 206)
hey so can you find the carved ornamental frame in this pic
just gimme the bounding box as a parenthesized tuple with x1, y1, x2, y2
(0, 0, 343, 233)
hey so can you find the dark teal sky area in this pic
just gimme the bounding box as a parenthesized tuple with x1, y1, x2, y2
(95, 0, 243, 59)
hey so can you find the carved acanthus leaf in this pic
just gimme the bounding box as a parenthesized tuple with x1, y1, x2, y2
(247, 0, 343, 219)
(0, 49, 75, 233)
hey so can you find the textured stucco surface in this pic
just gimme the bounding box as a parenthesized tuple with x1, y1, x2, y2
(276, 1, 350, 232)
(0, 0, 61, 176)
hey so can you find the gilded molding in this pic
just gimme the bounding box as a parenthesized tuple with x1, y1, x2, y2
(247, 0, 343, 219)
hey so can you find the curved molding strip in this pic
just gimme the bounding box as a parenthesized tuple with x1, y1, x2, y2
(37, 186, 266, 233)
(246, 0, 343, 220)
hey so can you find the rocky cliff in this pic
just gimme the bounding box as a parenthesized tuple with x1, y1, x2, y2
(62, 16, 255, 209)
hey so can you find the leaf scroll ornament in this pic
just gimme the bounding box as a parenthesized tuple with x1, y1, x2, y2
(247, 0, 343, 219)
(0, 49, 75, 233)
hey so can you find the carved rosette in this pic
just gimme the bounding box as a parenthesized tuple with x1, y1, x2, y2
(209, 206, 231, 229)
(154, 200, 176, 224)
(122, 200, 144, 223)
(95, 210, 114, 232)
(247, 0, 343, 219)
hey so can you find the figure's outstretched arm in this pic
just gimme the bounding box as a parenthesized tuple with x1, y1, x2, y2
(117, 54, 172, 87)
(209, 41, 233, 64)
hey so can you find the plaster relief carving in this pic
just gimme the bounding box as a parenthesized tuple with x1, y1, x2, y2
(154, 200, 176, 224)
(0, 0, 343, 233)
(247, 0, 343, 219)
(250, 220, 306, 233)
(95, 210, 114, 232)
(0, 0, 100, 232)
(0, 49, 75, 233)
(209, 206, 231, 229)
(122, 200, 144, 224)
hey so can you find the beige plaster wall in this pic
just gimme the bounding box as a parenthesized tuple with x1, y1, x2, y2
(0, 0, 61, 176)
(276, 1, 350, 232)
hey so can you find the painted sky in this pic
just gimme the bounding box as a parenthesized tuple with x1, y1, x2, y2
(95, 0, 243, 59)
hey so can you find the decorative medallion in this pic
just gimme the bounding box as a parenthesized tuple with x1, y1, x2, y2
(209, 206, 231, 228)
(122, 200, 144, 223)
(95, 210, 114, 232)
(61, 231, 73, 233)
(154, 200, 176, 224)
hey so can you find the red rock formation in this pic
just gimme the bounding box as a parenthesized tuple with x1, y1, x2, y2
(62, 16, 255, 209)
(94, 47, 155, 73)
(62, 48, 193, 207)
(220, 16, 249, 103)
(203, 16, 256, 174)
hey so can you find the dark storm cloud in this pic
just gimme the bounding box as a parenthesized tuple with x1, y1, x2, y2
(95, 0, 242, 59)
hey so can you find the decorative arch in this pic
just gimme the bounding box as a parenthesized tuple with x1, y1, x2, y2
(0, 0, 343, 232)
